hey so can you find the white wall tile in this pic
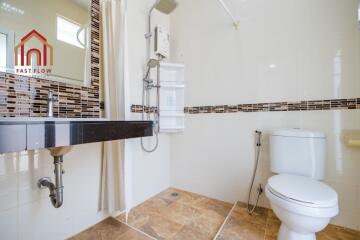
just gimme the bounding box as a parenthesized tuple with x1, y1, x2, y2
(325, 157, 360, 185)
(0, 208, 17, 240)
(0, 153, 17, 176)
(327, 182, 359, 213)
(18, 200, 69, 240)
(0, 173, 18, 212)
(331, 209, 360, 231)
(0, 143, 108, 240)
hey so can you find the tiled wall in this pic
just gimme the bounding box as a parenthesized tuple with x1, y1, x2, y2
(0, 0, 101, 118)
(168, 0, 360, 231)
(0, 1, 107, 239)
(0, 144, 107, 239)
(126, 0, 173, 208)
(171, 110, 360, 231)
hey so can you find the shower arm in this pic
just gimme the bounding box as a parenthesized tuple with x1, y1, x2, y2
(145, 0, 160, 62)
(145, 0, 160, 39)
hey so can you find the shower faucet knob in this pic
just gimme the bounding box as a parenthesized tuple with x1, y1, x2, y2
(145, 32, 152, 39)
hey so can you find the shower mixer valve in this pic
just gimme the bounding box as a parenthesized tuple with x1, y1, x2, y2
(144, 79, 160, 90)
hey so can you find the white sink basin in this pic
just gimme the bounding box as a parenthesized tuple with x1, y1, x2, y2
(0, 117, 108, 122)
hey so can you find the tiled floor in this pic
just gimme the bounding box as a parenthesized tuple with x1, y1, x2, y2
(217, 202, 360, 240)
(117, 188, 233, 239)
(69, 218, 152, 240)
(71, 188, 360, 240)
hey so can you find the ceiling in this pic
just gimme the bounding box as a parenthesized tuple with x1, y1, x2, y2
(71, 0, 90, 10)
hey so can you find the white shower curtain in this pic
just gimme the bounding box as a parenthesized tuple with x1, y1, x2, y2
(100, 0, 131, 214)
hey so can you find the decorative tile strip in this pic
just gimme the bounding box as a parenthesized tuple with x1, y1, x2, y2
(133, 98, 360, 115)
(130, 105, 157, 114)
(0, 0, 101, 118)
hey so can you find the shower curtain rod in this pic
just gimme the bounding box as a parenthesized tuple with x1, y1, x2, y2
(216, 0, 239, 29)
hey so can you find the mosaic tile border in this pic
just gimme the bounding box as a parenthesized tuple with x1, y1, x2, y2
(131, 98, 360, 114)
(0, 0, 101, 118)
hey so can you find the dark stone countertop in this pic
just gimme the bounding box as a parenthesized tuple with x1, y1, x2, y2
(0, 119, 153, 154)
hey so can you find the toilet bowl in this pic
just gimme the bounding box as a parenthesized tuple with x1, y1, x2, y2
(266, 129, 339, 240)
(265, 174, 338, 240)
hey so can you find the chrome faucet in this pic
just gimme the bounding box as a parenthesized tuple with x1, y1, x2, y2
(47, 91, 57, 117)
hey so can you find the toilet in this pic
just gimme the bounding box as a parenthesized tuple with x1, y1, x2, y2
(265, 129, 339, 240)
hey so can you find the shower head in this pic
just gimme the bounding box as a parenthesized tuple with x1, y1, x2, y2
(153, 0, 178, 14)
(146, 0, 178, 39)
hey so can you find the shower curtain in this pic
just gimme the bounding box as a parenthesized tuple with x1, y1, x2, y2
(99, 0, 132, 215)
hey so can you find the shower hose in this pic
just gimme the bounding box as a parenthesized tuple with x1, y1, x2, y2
(140, 60, 161, 153)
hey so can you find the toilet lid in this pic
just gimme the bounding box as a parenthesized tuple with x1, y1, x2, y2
(267, 174, 338, 207)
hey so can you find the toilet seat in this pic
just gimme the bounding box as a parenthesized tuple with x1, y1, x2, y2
(267, 174, 338, 208)
(265, 174, 339, 218)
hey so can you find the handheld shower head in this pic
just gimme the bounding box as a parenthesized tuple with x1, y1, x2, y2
(154, 0, 178, 14)
(144, 59, 160, 80)
(147, 59, 160, 68)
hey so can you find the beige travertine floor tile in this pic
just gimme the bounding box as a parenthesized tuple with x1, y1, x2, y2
(117, 188, 233, 240)
(216, 203, 268, 240)
(264, 210, 281, 240)
(263, 209, 360, 240)
(171, 225, 212, 240)
(138, 214, 183, 239)
(72, 188, 360, 240)
(218, 204, 360, 240)
(68, 217, 151, 240)
(317, 225, 360, 240)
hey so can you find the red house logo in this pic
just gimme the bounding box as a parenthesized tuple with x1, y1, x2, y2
(14, 29, 53, 75)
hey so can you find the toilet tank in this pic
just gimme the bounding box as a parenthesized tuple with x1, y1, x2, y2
(269, 129, 326, 180)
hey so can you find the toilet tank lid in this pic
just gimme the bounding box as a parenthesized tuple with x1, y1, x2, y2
(270, 128, 326, 138)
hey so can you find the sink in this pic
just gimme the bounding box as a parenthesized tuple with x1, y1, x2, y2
(0, 118, 153, 153)
(0, 117, 153, 208)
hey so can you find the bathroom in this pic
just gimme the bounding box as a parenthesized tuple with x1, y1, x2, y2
(0, 0, 359, 239)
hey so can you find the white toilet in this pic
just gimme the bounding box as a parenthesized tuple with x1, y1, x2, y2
(265, 129, 339, 240)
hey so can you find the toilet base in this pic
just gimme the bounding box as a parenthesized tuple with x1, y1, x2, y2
(278, 223, 316, 240)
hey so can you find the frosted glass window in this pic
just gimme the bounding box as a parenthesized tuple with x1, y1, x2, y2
(57, 16, 85, 48)
(358, 4, 360, 27)
(0, 33, 7, 69)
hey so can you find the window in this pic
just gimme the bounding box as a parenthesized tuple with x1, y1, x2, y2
(358, 3, 360, 28)
(0, 29, 14, 71)
(0, 33, 7, 69)
(57, 16, 85, 48)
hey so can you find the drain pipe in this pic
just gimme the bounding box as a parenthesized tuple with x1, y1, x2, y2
(38, 146, 72, 208)
(38, 156, 64, 208)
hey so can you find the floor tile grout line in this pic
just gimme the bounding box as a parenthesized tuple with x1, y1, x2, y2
(212, 201, 238, 240)
(116, 219, 158, 240)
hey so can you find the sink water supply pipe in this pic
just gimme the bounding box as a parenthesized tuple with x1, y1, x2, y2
(247, 130, 264, 214)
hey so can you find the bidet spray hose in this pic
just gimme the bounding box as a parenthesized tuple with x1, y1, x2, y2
(247, 130, 263, 214)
